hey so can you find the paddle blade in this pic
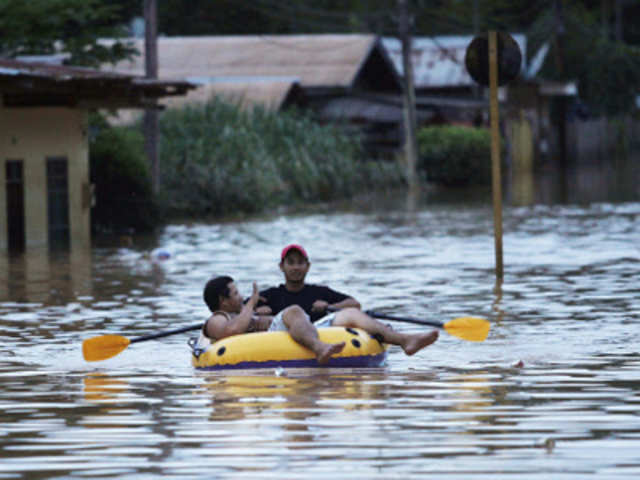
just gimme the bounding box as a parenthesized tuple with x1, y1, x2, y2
(82, 335, 131, 362)
(443, 317, 490, 342)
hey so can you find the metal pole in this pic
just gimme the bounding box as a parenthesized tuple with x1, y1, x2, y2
(615, 0, 623, 43)
(489, 31, 503, 282)
(398, 0, 420, 191)
(144, 0, 159, 194)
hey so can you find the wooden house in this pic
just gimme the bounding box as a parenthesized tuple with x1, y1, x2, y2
(0, 58, 193, 252)
(104, 34, 407, 157)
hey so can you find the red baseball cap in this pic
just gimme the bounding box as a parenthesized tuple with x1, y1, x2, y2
(280, 244, 309, 261)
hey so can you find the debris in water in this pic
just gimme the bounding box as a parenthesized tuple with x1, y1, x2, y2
(535, 437, 556, 452)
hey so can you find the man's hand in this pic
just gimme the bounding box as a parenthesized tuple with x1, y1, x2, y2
(255, 305, 272, 315)
(251, 314, 273, 331)
(311, 300, 329, 312)
(248, 282, 260, 308)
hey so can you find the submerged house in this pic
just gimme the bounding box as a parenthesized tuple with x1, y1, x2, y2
(384, 34, 578, 170)
(0, 58, 193, 252)
(105, 34, 408, 157)
(383, 34, 527, 125)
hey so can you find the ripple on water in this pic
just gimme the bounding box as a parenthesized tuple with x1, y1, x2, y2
(1, 202, 640, 478)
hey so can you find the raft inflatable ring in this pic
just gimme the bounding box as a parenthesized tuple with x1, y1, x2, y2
(191, 327, 388, 370)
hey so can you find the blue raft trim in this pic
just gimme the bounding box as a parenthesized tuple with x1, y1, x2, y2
(194, 351, 387, 371)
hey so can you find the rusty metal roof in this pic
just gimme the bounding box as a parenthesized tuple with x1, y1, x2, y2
(105, 34, 392, 89)
(0, 57, 134, 80)
(383, 34, 526, 89)
(0, 57, 194, 108)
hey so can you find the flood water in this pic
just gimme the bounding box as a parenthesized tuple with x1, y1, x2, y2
(1, 163, 640, 479)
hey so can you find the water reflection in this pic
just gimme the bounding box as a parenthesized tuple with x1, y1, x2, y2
(201, 371, 390, 422)
(0, 247, 92, 304)
(1, 170, 640, 478)
(83, 372, 129, 404)
(508, 155, 640, 206)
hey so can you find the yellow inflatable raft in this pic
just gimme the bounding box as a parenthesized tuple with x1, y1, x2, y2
(190, 327, 388, 370)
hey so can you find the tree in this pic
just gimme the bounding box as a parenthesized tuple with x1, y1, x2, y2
(527, 1, 640, 116)
(7, 0, 636, 116)
(0, 0, 136, 66)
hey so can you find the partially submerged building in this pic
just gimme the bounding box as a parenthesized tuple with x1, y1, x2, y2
(0, 58, 193, 252)
(384, 34, 580, 172)
(383, 35, 528, 125)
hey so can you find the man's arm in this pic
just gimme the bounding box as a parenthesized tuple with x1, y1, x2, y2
(311, 296, 360, 312)
(330, 296, 361, 310)
(311, 286, 361, 313)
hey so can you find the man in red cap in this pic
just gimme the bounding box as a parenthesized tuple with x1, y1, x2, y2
(258, 244, 359, 323)
(257, 244, 438, 356)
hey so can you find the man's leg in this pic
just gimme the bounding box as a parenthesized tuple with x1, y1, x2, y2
(332, 308, 438, 356)
(282, 305, 345, 364)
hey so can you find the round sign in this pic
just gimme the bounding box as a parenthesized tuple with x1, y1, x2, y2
(465, 32, 522, 87)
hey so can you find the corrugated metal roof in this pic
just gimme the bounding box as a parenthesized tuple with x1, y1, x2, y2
(105, 34, 379, 88)
(383, 34, 526, 89)
(0, 57, 131, 81)
(0, 57, 195, 107)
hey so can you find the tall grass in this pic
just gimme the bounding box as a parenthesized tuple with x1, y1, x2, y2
(158, 98, 405, 217)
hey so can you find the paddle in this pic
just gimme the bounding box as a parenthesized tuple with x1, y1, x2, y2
(366, 310, 489, 342)
(83, 308, 489, 362)
(82, 323, 203, 362)
(328, 307, 490, 342)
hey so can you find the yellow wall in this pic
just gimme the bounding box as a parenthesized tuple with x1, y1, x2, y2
(0, 106, 90, 251)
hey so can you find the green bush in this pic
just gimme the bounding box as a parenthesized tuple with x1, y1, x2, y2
(417, 125, 493, 186)
(89, 120, 158, 232)
(157, 98, 405, 217)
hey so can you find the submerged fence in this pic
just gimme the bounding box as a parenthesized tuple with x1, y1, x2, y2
(567, 115, 640, 162)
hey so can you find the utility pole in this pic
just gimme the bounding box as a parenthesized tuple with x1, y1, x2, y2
(601, 0, 609, 40)
(472, 0, 481, 101)
(554, 0, 568, 173)
(473, 0, 479, 36)
(615, 0, 623, 43)
(398, 0, 420, 192)
(144, 0, 159, 193)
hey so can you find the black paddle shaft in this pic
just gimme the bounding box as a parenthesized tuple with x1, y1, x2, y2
(130, 323, 203, 344)
(365, 310, 445, 329)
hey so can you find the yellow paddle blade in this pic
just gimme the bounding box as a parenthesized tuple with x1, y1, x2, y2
(443, 317, 490, 342)
(82, 335, 131, 362)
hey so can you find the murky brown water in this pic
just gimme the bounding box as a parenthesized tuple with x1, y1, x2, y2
(1, 166, 640, 478)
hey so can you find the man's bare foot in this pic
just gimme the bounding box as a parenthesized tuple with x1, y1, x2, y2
(402, 330, 439, 355)
(316, 341, 346, 364)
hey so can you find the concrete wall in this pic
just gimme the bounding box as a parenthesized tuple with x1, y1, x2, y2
(0, 106, 90, 251)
